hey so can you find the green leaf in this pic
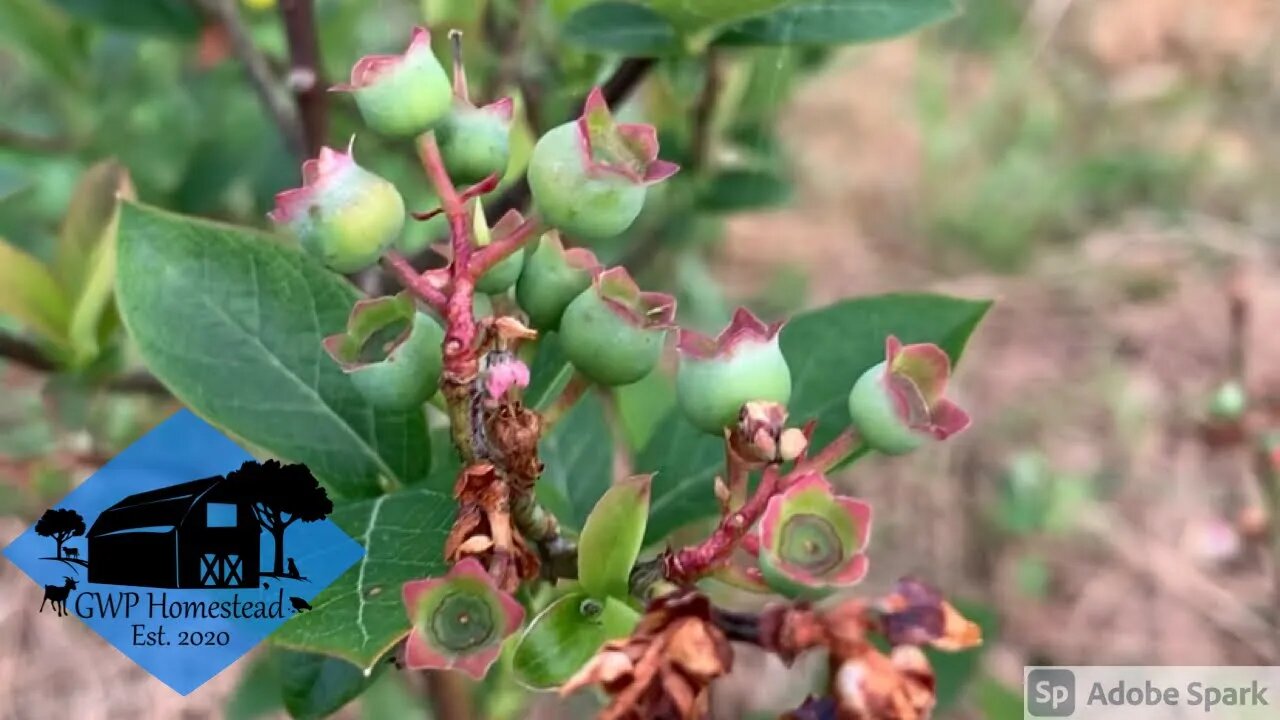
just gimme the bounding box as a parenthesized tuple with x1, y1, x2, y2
(513, 593, 639, 690)
(62, 161, 134, 367)
(278, 649, 383, 719)
(646, 0, 800, 34)
(50, 0, 201, 37)
(698, 168, 793, 213)
(562, 2, 680, 56)
(613, 370, 675, 451)
(578, 475, 651, 598)
(0, 0, 84, 86)
(716, 0, 957, 46)
(525, 333, 574, 411)
(536, 391, 614, 531)
(975, 676, 1025, 720)
(271, 487, 454, 670)
(0, 238, 71, 350)
(115, 203, 432, 498)
(639, 293, 990, 543)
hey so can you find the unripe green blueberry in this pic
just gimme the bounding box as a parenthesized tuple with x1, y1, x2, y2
(472, 204, 525, 294)
(527, 88, 677, 242)
(514, 231, 600, 331)
(675, 308, 792, 434)
(436, 99, 514, 185)
(334, 26, 452, 137)
(559, 267, 676, 386)
(270, 145, 405, 273)
(324, 294, 444, 411)
(846, 337, 971, 455)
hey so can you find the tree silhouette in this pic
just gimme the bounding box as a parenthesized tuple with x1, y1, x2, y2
(35, 508, 86, 559)
(225, 460, 332, 576)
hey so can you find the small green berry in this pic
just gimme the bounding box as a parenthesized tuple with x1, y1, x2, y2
(847, 337, 970, 455)
(323, 293, 444, 410)
(333, 26, 452, 137)
(270, 145, 405, 273)
(527, 88, 677, 242)
(472, 204, 525, 294)
(437, 99, 514, 185)
(675, 308, 791, 434)
(559, 267, 676, 386)
(514, 231, 600, 331)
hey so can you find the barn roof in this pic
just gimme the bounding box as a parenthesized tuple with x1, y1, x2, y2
(88, 476, 235, 538)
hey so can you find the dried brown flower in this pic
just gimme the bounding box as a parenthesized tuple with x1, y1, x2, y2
(562, 592, 733, 720)
(444, 463, 539, 592)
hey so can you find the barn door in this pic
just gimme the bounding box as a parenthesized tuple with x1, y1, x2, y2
(200, 553, 243, 587)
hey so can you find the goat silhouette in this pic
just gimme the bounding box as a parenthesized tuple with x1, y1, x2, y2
(40, 577, 77, 617)
(62, 547, 79, 559)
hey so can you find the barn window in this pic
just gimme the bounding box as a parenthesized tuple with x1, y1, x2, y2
(206, 503, 237, 527)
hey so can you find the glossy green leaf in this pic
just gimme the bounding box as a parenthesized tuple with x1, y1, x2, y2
(513, 593, 639, 690)
(525, 332, 575, 411)
(716, 0, 957, 46)
(699, 168, 793, 213)
(578, 475, 651, 598)
(640, 293, 990, 543)
(646, 0, 799, 33)
(0, 238, 70, 349)
(63, 161, 134, 367)
(563, 3, 680, 56)
(270, 487, 454, 670)
(0, 0, 83, 86)
(278, 649, 383, 719)
(51, 0, 201, 37)
(536, 391, 614, 531)
(116, 203, 432, 498)
(613, 369, 675, 450)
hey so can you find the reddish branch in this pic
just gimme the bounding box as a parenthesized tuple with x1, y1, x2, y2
(660, 427, 862, 586)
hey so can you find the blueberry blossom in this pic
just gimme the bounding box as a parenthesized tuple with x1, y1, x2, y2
(676, 308, 792, 434)
(847, 336, 971, 455)
(528, 87, 679, 241)
(401, 557, 526, 679)
(758, 473, 872, 600)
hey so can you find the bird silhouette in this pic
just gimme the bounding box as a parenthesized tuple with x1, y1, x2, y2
(289, 596, 312, 613)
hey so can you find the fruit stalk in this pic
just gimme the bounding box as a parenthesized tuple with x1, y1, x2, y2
(659, 426, 863, 586)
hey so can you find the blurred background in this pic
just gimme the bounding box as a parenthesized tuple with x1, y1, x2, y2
(2, 0, 1280, 717)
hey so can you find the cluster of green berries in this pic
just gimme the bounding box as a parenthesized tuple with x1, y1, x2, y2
(286, 25, 970, 457)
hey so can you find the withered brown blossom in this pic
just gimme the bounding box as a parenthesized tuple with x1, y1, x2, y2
(444, 463, 539, 592)
(762, 580, 982, 720)
(562, 593, 733, 720)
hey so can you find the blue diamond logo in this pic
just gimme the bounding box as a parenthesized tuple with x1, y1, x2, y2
(2, 410, 365, 694)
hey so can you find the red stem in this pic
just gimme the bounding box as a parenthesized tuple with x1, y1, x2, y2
(660, 426, 863, 585)
(470, 215, 541, 278)
(383, 252, 448, 313)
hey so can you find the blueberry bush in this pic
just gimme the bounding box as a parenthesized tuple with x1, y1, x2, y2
(2, 1, 996, 718)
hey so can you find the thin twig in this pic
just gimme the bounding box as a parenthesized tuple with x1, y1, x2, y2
(0, 127, 77, 154)
(421, 670, 474, 720)
(0, 332, 170, 396)
(1252, 440, 1280, 657)
(197, 0, 305, 158)
(277, 0, 329, 156)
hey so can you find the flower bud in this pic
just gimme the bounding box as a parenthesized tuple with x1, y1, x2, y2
(758, 473, 871, 600)
(437, 98, 514, 185)
(528, 87, 678, 242)
(514, 231, 601, 330)
(323, 293, 444, 410)
(270, 144, 405, 273)
(332, 26, 452, 136)
(846, 336, 971, 455)
(401, 558, 526, 679)
(559, 266, 676, 386)
(676, 308, 791, 434)
(473, 205, 525, 294)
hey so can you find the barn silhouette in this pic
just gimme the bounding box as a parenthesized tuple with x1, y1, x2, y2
(87, 475, 260, 589)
